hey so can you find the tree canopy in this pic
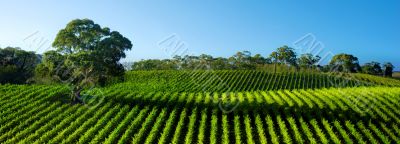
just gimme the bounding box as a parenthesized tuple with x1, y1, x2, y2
(383, 62, 394, 77)
(298, 53, 321, 69)
(0, 47, 40, 84)
(361, 61, 382, 75)
(268, 45, 297, 67)
(329, 53, 360, 73)
(36, 18, 132, 102)
(131, 51, 269, 71)
(130, 47, 318, 71)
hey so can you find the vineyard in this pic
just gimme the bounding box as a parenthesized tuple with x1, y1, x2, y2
(1, 71, 400, 143)
(119, 70, 400, 92)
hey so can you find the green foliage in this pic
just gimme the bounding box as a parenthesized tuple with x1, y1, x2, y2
(233, 115, 242, 144)
(197, 108, 207, 144)
(171, 108, 187, 144)
(382, 62, 394, 77)
(266, 115, 280, 144)
(0, 65, 19, 83)
(361, 61, 382, 75)
(269, 45, 298, 67)
(277, 115, 292, 144)
(254, 114, 268, 144)
(0, 47, 39, 84)
(130, 47, 315, 71)
(39, 19, 132, 102)
(298, 53, 321, 69)
(131, 107, 162, 144)
(1, 80, 400, 143)
(157, 108, 177, 144)
(329, 53, 361, 73)
(184, 108, 198, 144)
(350, 73, 400, 86)
(221, 114, 229, 144)
(118, 70, 399, 93)
(132, 59, 177, 70)
(210, 109, 218, 144)
(131, 51, 268, 70)
(244, 114, 255, 144)
(33, 51, 69, 84)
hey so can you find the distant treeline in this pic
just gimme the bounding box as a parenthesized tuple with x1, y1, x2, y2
(130, 46, 395, 77)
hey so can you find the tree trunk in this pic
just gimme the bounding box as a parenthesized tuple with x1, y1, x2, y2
(72, 86, 83, 104)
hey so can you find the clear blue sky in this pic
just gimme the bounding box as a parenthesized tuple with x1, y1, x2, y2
(1, 0, 399, 70)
